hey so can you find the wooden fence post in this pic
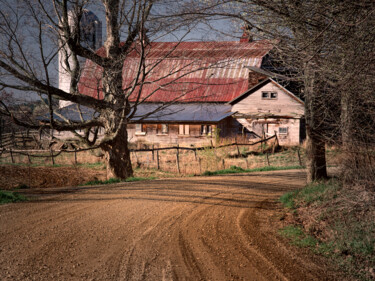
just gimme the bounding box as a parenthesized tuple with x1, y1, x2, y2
(10, 148, 14, 163)
(152, 145, 154, 161)
(50, 148, 55, 165)
(297, 149, 303, 166)
(245, 157, 249, 169)
(211, 140, 217, 157)
(74, 148, 78, 165)
(176, 144, 180, 174)
(11, 130, 15, 147)
(32, 135, 42, 149)
(27, 153, 31, 164)
(272, 131, 278, 153)
(134, 151, 140, 168)
(222, 158, 225, 169)
(275, 132, 279, 148)
(156, 149, 160, 170)
(194, 148, 197, 160)
(22, 132, 26, 148)
(236, 142, 241, 157)
(198, 157, 202, 174)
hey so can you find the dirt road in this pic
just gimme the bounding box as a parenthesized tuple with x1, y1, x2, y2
(0, 170, 337, 280)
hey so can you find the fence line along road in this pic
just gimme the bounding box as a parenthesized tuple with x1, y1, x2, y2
(0, 134, 282, 170)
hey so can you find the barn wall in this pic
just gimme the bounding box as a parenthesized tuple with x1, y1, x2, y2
(217, 118, 242, 138)
(241, 118, 301, 146)
(231, 81, 304, 146)
(128, 123, 217, 146)
(267, 119, 301, 146)
(231, 82, 304, 116)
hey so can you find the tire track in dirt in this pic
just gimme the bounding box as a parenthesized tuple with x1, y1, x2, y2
(0, 170, 339, 280)
(174, 191, 277, 280)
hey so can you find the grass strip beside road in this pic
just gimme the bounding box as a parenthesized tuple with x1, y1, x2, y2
(82, 176, 157, 186)
(82, 166, 304, 186)
(203, 165, 303, 176)
(0, 190, 28, 204)
(279, 181, 375, 280)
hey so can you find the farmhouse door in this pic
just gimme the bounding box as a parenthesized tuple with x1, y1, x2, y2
(252, 122, 263, 137)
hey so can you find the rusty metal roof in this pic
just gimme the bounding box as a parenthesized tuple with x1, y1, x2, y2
(78, 40, 274, 103)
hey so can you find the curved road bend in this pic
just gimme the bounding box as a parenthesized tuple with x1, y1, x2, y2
(0, 170, 337, 280)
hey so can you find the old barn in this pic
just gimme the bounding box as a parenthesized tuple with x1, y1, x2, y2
(62, 31, 305, 146)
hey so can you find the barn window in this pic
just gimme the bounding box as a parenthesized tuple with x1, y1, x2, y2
(201, 125, 212, 135)
(157, 124, 169, 135)
(262, 91, 278, 100)
(179, 124, 190, 135)
(135, 123, 146, 135)
(161, 124, 168, 134)
(279, 127, 288, 135)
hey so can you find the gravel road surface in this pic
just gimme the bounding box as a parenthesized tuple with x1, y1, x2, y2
(0, 170, 337, 280)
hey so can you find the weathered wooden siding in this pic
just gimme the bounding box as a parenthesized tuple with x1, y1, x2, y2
(263, 119, 301, 145)
(231, 82, 304, 117)
(231, 81, 305, 146)
(128, 123, 218, 146)
(217, 118, 242, 138)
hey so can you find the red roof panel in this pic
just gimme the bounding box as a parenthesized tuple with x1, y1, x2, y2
(78, 40, 273, 102)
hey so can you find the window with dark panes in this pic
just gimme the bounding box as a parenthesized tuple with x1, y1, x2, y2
(279, 127, 288, 134)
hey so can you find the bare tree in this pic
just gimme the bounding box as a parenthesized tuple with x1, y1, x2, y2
(0, 0, 224, 179)
(184, 0, 375, 183)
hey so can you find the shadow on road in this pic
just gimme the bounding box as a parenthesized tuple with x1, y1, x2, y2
(18, 170, 306, 210)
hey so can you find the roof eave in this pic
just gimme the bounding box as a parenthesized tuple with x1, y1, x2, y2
(227, 78, 271, 105)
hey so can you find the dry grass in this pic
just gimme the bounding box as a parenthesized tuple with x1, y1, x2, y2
(280, 181, 375, 280)
(130, 141, 307, 175)
(0, 141, 341, 177)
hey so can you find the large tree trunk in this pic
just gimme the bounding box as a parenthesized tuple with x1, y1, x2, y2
(101, 124, 133, 179)
(304, 64, 328, 182)
(305, 126, 328, 182)
(100, 2, 133, 180)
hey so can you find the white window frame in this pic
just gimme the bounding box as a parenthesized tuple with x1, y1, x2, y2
(161, 124, 168, 134)
(157, 123, 169, 135)
(179, 124, 190, 135)
(279, 127, 288, 135)
(135, 123, 146, 135)
(262, 91, 278, 100)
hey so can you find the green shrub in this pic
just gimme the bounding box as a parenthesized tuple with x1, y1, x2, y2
(82, 178, 122, 186)
(16, 183, 30, 189)
(279, 225, 319, 248)
(0, 190, 28, 204)
(82, 176, 156, 186)
(280, 190, 299, 209)
(203, 165, 303, 176)
(280, 181, 375, 280)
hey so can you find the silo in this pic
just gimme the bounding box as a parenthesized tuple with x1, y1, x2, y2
(58, 10, 102, 108)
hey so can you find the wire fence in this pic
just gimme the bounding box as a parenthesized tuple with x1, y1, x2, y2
(0, 130, 42, 149)
(0, 134, 306, 175)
